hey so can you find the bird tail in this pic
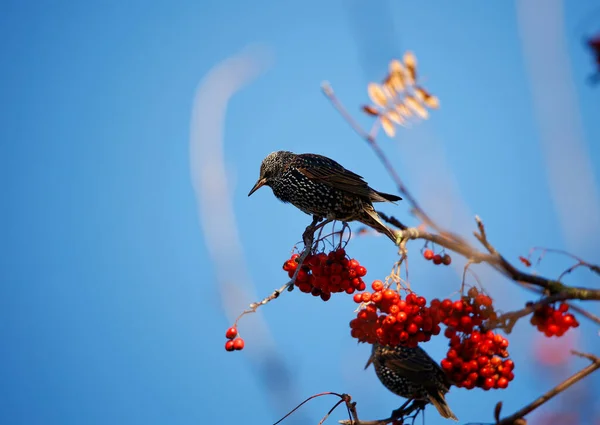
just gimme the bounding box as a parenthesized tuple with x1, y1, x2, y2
(428, 391, 458, 421)
(371, 190, 402, 203)
(360, 207, 398, 243)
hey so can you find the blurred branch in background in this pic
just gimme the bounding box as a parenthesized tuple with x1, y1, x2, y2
(189, 45, 309, 424)
(517, 0, 600, 254)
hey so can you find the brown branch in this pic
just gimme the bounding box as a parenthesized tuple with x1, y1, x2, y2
(528, 247, 600, 279)
(496, 351, 600, 425)
(514, 281, 600, 327)
(274, 392, 350, 425)
(338, 400, 424, 425)
(322, 83, 444, 234)
(379, 213, 600, 304)
(234, 217, 330, 326)
(484, 294, 571, 333)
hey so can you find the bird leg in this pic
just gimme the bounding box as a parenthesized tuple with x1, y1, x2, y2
(302, 216, 322, 247)
(303, 216, 332, 248)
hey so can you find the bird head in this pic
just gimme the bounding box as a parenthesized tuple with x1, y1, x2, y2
(248, 151, 295, 196)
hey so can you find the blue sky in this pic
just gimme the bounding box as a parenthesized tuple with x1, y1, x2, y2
(1, 1, 599, 424)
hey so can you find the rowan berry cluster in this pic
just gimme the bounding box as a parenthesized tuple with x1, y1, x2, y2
(529, 302, 579, 337)
(441, 330, 514, 390)
(423, 248, 451, 266)
(437, 287, 497, 333)
(224, 327, 245, 352)
(282, 248, 367, 301)
(438, 287, 514, 389)
(349, 281, 442, 348)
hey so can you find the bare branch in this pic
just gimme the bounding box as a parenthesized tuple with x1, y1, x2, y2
(234, 217, 330, 326)
(496, 351, 600, 425)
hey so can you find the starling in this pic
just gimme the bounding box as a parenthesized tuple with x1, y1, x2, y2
(366, 343, 458, 421)
(248, 151, 401, 241)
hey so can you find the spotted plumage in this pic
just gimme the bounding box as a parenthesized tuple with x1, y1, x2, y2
(248, 151, 401, 241)
(366, 343, 458, 421)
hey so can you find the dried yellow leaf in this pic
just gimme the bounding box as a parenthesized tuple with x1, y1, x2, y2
(403, 52, 417, 85)
(397, 103, 412, 117)
(405, 96, 428, 119)
(386, 109, 404, 125)
(381, 116, 395, 137)
(403, 51, 417, 69)
(368, 83, 388, 108)
(389, 59, 404, 74)
(382, 84, 395, 100)
(362, 105, 380, 116)
(415, 87, 426, 102)
(424, 95, 440, 109)
(388, 73, 405, 93)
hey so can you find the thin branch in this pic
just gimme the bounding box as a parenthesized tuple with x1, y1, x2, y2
(484, 293, 571, 333)
(514, 281, 600, 327)
(339, 400, 425, 425)
(234, 217, 329, 326)
(322, 83, 442, 234)
(528, 247, 600, 278)
(273, 392, 348, 425)
(496, 351, 600, 425)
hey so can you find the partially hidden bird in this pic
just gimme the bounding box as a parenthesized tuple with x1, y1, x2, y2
(366, 342, 458, 421)
(248, 151, 401, 242)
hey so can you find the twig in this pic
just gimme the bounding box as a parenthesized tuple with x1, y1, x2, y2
(339, 400, 425, 425)
(318, 400, 345, 425)
(324, 85, 600, 303)
(322, 83, 442, 234)
(274, 392, 349, 425)
(484, 293, 571, 333)
(234, 217, 328, 326)
(496, 351, 600, 425)
(528, 247, 600, 279)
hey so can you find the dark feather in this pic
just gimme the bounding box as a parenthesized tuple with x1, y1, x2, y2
(295, 153, 401, 203)
(378, 345, 452, 389)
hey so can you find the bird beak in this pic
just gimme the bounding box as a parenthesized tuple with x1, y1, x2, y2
(248, 177, 267, 197)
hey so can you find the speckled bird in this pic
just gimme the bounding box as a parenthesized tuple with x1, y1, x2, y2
(366, 343, 458, 421)
(248, 151, 401, 241)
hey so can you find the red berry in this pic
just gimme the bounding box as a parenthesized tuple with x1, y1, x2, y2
(432, 254, 442, 265)
(497, 377, 509, 389)
(383, 289, 396, 300)
(225, 327, 238, 339)
(442, 254, 452, 265)
(225, 340, 235, 351)
(407, 323, 418, 334)
(372, 280, 384, 291)
(233, 338, 245, 350)
(423, 249, 434, 260)
(356, 266, 367, 277)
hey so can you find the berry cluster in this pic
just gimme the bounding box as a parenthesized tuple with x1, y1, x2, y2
(423, 248, 451, 265)
(437, 288, 496, 333)
(282, 248, 367, 301)
(349, 281, 442, 347)
(441, 330, 514, 390)
(436, 287, 514, 390)
(529, 302, 579, 337)
(224, 327, 245, 352)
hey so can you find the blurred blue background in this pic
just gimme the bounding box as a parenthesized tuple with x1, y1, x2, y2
(1, 1, 599, 424)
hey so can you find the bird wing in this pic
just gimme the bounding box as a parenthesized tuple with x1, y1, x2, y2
(382, 345, 453, 392)
(295, 153, 389, 201)
(380, 346, 437, 376)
